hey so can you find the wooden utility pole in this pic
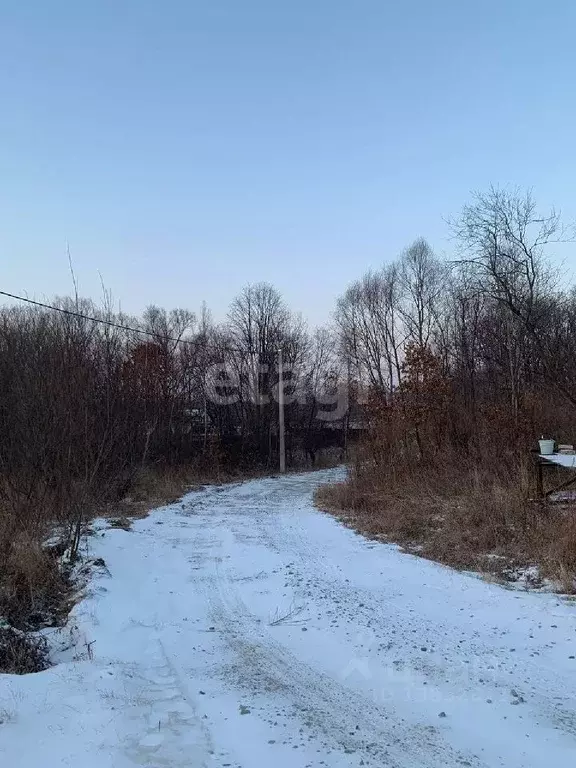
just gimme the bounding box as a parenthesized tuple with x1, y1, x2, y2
(278, 347, 286, 473)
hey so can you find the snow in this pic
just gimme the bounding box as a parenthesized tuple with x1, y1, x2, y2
(539, 453, 576, 468)
(2, 468, 576, 767)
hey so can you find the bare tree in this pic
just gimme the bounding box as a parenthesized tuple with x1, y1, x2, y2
(335, 264, 403, 398)
(399, 238, 444, 349)
(451, 186, 576, 407)
(226, 283, 308, 464)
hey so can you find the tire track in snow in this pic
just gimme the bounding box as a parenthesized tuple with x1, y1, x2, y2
(252, 480, 576, 742)
(174, 469, 576, 767)
(201, 554, 486, 768)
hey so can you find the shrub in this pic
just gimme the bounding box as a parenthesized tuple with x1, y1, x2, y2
(0, 626, 49, 675)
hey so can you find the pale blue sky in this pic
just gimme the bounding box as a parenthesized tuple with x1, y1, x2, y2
(1, 1, 575, 325)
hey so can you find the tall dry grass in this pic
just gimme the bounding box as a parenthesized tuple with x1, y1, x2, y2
(317, 446, 576, 591)
(316, 356, 576, 592)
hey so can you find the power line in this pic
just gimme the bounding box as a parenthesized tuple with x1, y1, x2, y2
(0, 289, 242, 354)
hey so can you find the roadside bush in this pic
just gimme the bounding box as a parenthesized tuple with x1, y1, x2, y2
(0, 626, 49, 675)
(0, 524, 71, 631)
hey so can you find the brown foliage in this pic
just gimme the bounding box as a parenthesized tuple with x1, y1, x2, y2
(318, 348, 576, 591)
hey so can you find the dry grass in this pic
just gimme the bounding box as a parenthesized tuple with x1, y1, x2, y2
(0, 530, 72, 632)
(106, 461, 272, 523)
(0, 462, 226, 671)
(316, 456, 576, 592)
(0, 458, 277, 672)
(539, 515, 576, 592)
(0, 497, 69, 671)
(0, 627, 49, 675)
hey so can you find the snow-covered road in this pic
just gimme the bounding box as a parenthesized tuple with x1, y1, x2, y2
(2, 469, 576, 767)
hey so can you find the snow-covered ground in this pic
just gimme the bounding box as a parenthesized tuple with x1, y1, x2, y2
(539, 453, 576, 468)
(2, 468, 576, 767)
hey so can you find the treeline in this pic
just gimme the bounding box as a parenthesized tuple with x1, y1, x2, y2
(337, 186, 576, 462)
(1, 285, 346, 487)
(326, 186, 576, 588)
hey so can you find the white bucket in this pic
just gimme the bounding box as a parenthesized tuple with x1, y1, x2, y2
(539, 439, 555, 455)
